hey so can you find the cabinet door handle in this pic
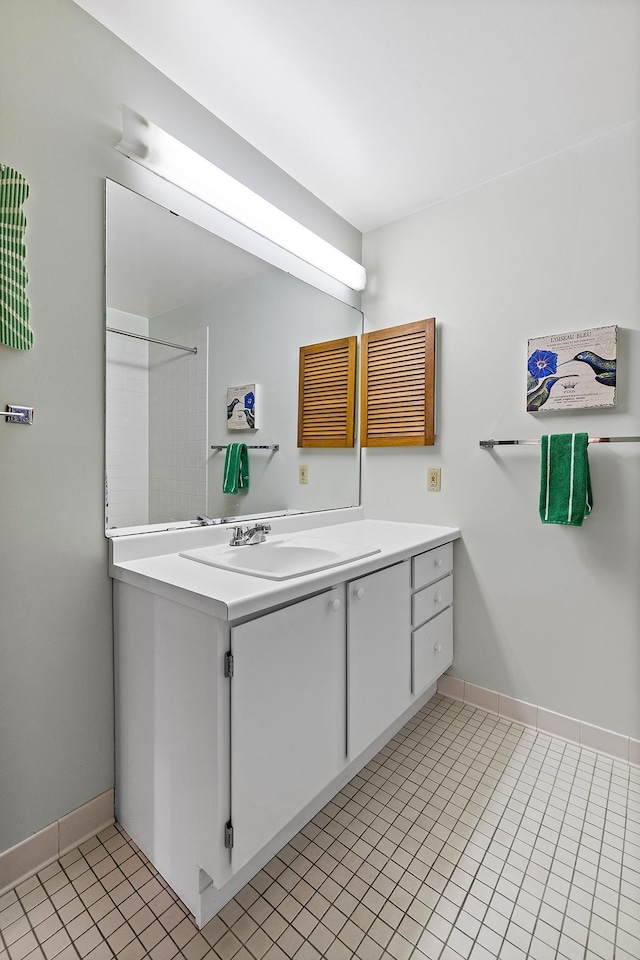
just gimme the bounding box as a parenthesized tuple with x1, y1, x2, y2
(328, 597, 341, 612)
(353, 587, 365, 600)
(434, 642, 443, 654)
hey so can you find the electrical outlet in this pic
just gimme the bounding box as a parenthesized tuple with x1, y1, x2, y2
(299, 465, 309, 484)
(427, 467, 441, 491)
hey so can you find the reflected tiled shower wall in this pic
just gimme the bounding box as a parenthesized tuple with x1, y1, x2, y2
(105, 330, 149, 529)
(149, 327, 209, 524)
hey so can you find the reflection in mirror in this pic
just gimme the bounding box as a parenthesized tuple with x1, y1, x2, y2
(105, 180, 362, 533)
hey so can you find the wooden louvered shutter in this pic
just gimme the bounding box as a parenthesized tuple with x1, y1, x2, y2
(361, 319, 435, 446)
(298, 336, 357, 447)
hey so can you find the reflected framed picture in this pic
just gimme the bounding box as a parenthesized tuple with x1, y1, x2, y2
(227, 383, 258, 429)
(526, 325, 617, 412)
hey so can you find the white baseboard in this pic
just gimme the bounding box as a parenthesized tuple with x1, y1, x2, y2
(437, 675, 640, 766)
(0, 789, 114, 897)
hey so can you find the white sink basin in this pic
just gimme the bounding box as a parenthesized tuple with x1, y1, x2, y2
(180, 535, 381, 580)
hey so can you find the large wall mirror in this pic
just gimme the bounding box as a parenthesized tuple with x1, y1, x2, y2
(105, 180, 362, 533)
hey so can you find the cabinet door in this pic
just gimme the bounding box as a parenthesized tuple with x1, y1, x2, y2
(348, 561, 411, 759)
(230, 586, 346, 874)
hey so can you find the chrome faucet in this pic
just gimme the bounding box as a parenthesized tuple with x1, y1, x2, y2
(228, 522, 271, 546)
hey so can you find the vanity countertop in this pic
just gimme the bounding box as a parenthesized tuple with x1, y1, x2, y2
(109, 512, 461, 621)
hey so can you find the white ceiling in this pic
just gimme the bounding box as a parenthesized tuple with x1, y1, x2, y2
(77, 0, 639, 233)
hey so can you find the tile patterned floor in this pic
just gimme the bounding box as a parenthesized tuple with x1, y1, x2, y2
(1, 694, 639, 960)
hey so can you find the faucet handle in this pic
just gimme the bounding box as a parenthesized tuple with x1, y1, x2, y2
(228, 525, 247, 545)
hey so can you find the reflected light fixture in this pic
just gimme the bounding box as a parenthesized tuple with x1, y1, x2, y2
(115, 107, 366, 292)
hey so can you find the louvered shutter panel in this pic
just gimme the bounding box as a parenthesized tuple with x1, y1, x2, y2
(361, 319, 435, 446)
(298, 336, 357, 447)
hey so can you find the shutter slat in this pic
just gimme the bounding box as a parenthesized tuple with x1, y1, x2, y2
(368, 340, 425, 358)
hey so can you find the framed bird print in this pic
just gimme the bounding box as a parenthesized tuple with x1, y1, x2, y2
(227, 383, 258, 429)
(526, 325, 617, 412)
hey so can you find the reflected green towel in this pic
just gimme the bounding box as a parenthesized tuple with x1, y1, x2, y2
(540, 433, 593, 526)
(223, 443, 249, 494)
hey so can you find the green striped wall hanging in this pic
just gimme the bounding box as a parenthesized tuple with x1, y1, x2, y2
(0, 164, 32, 350)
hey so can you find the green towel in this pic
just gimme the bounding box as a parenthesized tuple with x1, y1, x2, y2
(0, 165, 32, 350)
(223, 442, 249, 494)
(540, 433, 593, 526)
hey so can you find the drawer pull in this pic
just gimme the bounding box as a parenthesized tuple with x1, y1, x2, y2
(434, 642, 443, 654)
(434, 557, 443, 568)
(354, 587, 365, 600)
(434, 592, 443, 604)
(328, 597, 341, 612)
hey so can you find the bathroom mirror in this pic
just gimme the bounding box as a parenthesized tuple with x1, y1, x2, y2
(105, 180, 362, 532)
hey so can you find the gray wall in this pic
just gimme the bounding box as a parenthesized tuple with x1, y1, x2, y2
(362, 122, 640, 739)
(0, 0, 361, 854)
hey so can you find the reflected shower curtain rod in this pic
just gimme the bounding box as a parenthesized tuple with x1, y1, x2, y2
(107, 327, 198, 354)
(480, 436, 640, 448)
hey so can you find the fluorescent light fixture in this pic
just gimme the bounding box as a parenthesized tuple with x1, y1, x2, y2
(116, 107, 366, 292)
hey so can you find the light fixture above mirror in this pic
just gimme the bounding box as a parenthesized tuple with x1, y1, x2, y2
(116, 106, 366, 292)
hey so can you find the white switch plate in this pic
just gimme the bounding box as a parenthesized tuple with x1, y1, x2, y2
(299, 465, 308, 484)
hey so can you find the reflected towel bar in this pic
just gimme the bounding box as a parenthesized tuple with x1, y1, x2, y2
(211, 444, 280, 451)
(480, 436, 640, 448)
(107, 327, 197, 354)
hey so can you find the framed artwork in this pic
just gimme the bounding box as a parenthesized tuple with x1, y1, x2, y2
(227, 383, 258, 429)
(527, 325, 617, 412)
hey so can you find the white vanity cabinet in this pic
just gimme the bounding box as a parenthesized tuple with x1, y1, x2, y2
(347, 561, 412, 758)
(110, 516, 459, 927)
(230, 585, 346, 874)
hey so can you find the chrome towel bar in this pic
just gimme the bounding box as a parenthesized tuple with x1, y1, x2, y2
(480, 436, 640, 448)
(1, 405, 33, 424)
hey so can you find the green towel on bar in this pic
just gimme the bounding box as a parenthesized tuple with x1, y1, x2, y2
(540, 433, 593, 526)
(223, 442, 249, 494)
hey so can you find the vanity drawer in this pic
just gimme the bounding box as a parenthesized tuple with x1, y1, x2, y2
(412, 606, 453, 695)
(412, 542, 453, 590)
(412, 572, 453, 627)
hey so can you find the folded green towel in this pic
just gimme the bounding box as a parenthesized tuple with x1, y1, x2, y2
(223, 443, 249, 494)
(540, 433, 593, 526)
